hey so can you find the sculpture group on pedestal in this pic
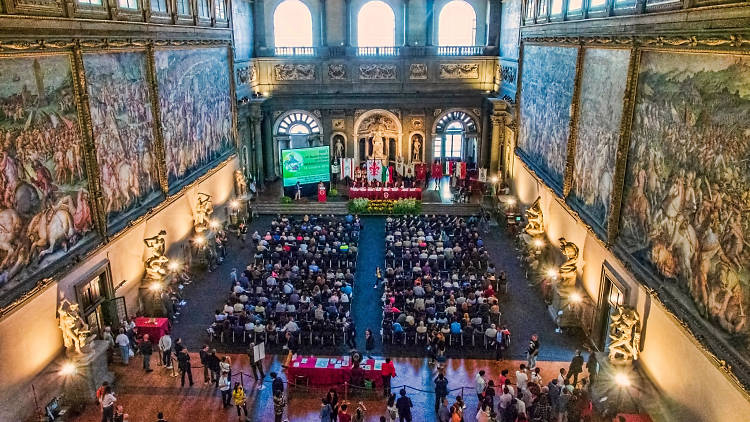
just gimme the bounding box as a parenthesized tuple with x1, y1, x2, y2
(525, 197, 545, 236)
(58, 298, 91, 354)
(193, 192, 213, 233)
(557, 237, 579, 287)
(608, 305, 642, 363)
(144, 230, 168, 282)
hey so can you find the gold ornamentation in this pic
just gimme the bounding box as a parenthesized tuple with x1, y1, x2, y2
(143, 230, 168, 282)
(234, 169, 248, 196)
(563, 48, 584, 197)
(558, 237, 579, 287)
(524, 196, 544, 236)
(193, 192, 213, 233)
(58, 298, 91, 354)
(608, 305, 641, 363)
(144, 43, 169, 195)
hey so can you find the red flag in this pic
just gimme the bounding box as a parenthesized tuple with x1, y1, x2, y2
(432, 162, 443, 179)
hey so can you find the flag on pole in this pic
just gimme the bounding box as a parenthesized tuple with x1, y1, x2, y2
(341, 158, 355, 179)
(382, 165, 393, 184)
(396, 158, 405, 176)
(414, 163, 425, 180)
(406, 163, 416, 178)
(478, 168, 487, 182)
(367, 159, 383, 182)
(455, 162, 467, 179)
(432, 162, 443, 179)
(444, 161, 455, 176)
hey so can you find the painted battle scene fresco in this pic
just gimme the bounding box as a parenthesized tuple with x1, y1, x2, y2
(155, 47, 234, 189)
(570, 48, 631, 232)
(619, 51, 750, 351)
(83, 52, 162, 230)
(0, 55, 95, 306)
(518, 45, 578, 190)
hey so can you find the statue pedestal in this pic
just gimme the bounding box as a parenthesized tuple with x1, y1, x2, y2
(62, 340, 113, 411)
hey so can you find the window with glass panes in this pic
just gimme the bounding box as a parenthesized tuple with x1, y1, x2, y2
(78, 0, 103, 5)
(151, 0, 167, 13)
(118, 0, 138, 9)
(197, 0, 210, 18)
(215, 0, 226, 19)
(176, 0, 190, 15)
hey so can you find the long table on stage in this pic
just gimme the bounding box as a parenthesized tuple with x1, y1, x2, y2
(348, 187, 422, 200)
(286, 355, 386, 386)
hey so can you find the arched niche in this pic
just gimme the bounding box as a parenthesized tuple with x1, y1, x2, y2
(409, 131, 426, 163)
(353, 109, 403, 165)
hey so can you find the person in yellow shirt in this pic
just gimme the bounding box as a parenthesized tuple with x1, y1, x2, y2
(232, 382, 248, 421)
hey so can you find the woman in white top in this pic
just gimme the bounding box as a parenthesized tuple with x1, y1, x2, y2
(475, 403, 491, 422)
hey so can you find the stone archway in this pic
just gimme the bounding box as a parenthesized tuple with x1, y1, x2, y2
(353, 109, 403, 165)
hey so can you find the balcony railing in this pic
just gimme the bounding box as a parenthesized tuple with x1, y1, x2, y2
(436, 45, 484, 56)
(259, 45, 498, 58)
(274, 46, 316, 56)
(356, 46, 400, 57)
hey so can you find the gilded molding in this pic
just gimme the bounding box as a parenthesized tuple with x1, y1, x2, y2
(145, 42, 170, 196)
(522, 33, 750, 50)
(70, 42, 107, 237)
(562, 47, 584, 197)
(607, 49, 640, 243)
(227, 46, 240, 154)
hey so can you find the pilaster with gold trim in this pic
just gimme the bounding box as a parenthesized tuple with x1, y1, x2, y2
(70, 41, 107, 237)
(607, 48, 641, 243)
(145, 42, 169, 195)
(562, 46, 584, 197)
(227, 43, 240, 153)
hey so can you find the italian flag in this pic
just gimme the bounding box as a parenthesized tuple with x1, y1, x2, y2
(382, 164, 393, 184)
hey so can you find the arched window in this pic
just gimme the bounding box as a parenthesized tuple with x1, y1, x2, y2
(276, 112, 320, 135)
(438, 0, 476, 46)
(273, 0, 313, 47)
(357, 1, 395, 47)
(434, 111, 477, 160)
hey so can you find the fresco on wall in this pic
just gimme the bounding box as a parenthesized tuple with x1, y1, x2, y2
(619, 51, 750, 349)
(155, 47, 234, 190)
(518, 45, 578, 190)
(500, 0, 521, 60)
(569, 48, 631, 232)
(83, 52, 162, 230)
(0, 55, 95, 306)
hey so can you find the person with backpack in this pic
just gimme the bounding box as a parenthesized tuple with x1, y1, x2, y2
(385, 393, 398, 422)
(273, 390, 286, 422)
(496, 326, 511, 361)
(434, 373, 449, 411)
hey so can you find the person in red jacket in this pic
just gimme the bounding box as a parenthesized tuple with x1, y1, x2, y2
(381, 357, 397, 398)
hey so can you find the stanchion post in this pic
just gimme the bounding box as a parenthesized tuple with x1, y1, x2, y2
(344, 382, 348, 402)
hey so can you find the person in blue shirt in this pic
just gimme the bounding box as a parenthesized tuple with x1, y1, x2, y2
(341, 284, 353, 296)
(392, 321, 404, 344)
(450, 319, 462, 335)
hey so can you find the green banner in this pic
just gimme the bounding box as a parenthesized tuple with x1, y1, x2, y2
(281, 146, 331, 187)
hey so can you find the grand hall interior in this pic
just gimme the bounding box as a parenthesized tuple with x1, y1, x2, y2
(0, 0, 749, 421)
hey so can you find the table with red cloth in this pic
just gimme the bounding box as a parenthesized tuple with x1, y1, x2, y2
(348, 187, 422, 200)
(286, 355, 386, 387)
(134, 317, 170, 343)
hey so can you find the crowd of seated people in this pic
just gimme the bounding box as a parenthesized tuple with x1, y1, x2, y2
(207, 215, 362, 350)
(380, 214, 511, 357)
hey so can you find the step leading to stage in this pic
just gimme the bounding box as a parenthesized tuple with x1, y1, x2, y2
(251, 201, 481, 216)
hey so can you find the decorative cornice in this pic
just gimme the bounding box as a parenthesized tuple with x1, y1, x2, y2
(0, 37, 228, 52)
(521, 33, 750, 49)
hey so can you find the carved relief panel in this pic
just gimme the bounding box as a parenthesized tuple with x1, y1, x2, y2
(274, 63, 316, 81)
(409, 63, 427, 80)
(328, 63, 347, 80)
(359, 64, 397, 80)
(439, 63, 479, 79)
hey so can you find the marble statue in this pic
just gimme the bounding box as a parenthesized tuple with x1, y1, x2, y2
(608, 305, 642, 362)
(558, 237, 579, 287)
(412, 137, 422, 162)
(371, 131, 387, 160)
(194, 192, 213, 233)
(334, 138, 344, 159)
(234, 169, 248, 197)
(525, 197, 545, 236)
(144, 230, 169, 281)
(58, 299, 91, 354)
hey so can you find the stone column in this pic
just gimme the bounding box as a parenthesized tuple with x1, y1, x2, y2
(489, 114, 504, 175)
(320, 0, 327, 47)
(425, 0, 434, 46)
(252, 0, 266, 53)
(345, 0, 352, 47)
(251, 106, 265, 183)
(403, 0, 410, 46)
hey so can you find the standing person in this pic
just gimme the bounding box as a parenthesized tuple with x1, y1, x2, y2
(365, 328, 375, 358)
(516, 364, 529, 393)
(586, 352, 598, 386)
(207, 349, 220, 386)
(474, 370, 487, 403)
(199, 345, 210, 384)
(527, 334, 540, 370)
(352, 402, 367, 422)
(338, 402, 352, 422)
(273, 390, 286, 422)
(381, 357, 396, 397)
(115, 328, 130, 365)
(437, 397, 451, 422)
(434, 373, 449, 411)
(140, 334, 153, 372)
(385, 394, 398, 422)
(327, 389, 340, 422)
(395, 389, 413, 422)
(232, 382, 249, 421)
(271, 372, 284, 396)
(346, 321, 357, 349)
(567, 349, 585, 387)
(155, 411, 167, 422)
(177, 348, 194, 387)
(496, 325, 510, 361)
(295, 181, 302, 200)
(476, 403, 491, 422)
(320, 398, 333, 422)
(158, 332, 172, 368)
(100, 386, 116, 422)
(218, 371, 232, 407)
(247, 342, 266, 383)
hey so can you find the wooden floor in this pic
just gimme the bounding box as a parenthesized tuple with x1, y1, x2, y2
(71, 353, 582, 422)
